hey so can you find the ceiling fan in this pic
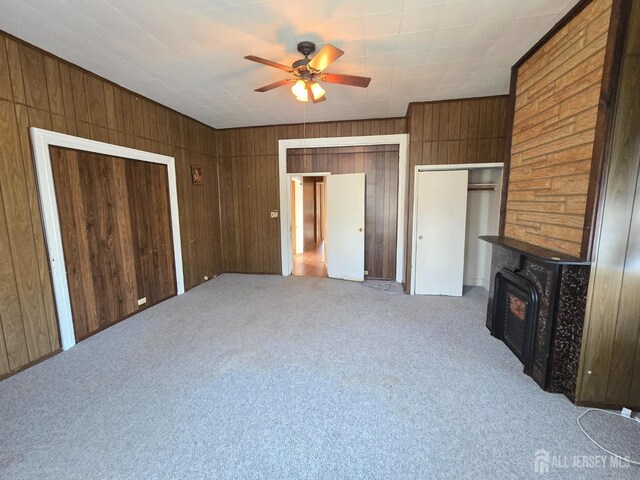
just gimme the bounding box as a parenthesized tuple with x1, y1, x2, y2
(244, 41, 371, 103)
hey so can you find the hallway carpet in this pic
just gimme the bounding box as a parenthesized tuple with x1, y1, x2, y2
(0, 274, 638, 479)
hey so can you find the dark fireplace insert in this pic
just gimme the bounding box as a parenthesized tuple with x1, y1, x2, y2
(481, 235, 591, 402)
(491, 268, 539, 375)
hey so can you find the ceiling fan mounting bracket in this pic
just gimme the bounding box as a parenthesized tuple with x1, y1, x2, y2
(292, 58, 311, 70)
(296, 41, 316, 58)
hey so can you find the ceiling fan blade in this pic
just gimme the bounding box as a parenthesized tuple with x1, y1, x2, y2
(244, 55, 292, 72)
(307, 45, 344, 72)
(321, 73, 371, 88)
(255, 79, 292, 92)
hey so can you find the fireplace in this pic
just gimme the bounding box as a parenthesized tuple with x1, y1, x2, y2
(481, 236, 590, 402)
(491, 269, 539, 374)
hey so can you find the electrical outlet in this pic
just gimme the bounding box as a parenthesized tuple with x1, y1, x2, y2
(204, 275, 209, 281)
(364, 270, 369, 276)
(270, 210, 279, 218)
(137, 297, 147, 306)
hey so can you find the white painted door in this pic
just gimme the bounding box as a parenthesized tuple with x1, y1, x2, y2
(415, 170, 468, 296)
(326, 173, 365, 281)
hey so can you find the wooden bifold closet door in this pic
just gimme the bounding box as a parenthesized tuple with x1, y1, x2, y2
(50, 147, 176, 341)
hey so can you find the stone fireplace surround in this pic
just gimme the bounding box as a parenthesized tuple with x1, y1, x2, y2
(481, 236, 591, 403)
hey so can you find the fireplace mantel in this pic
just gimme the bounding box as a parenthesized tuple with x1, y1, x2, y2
(479, 236, 590, 265)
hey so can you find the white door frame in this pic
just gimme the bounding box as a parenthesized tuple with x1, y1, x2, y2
(30, 128, 185, 351)
(410, 162, 503, 294)
(279, 134, 408, 283)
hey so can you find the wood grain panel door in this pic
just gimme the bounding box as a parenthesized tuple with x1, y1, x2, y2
(50, 147, 176, 341)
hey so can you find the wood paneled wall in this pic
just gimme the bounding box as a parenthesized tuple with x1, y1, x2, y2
(405, 96, 509, 287)
(216, 118, 406, 274)
(0, 31, 222, 378)
(503, 0, 613, 257)
(288, 145, 400, 280)
(50, 148, 176, 340)
(577, 0, 640, 409)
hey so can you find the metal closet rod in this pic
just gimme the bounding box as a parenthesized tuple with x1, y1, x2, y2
(468, 183, 498, 191)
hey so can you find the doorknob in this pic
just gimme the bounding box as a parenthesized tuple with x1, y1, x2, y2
(359, 227, 364, 232)
(418, 235, 424, 239)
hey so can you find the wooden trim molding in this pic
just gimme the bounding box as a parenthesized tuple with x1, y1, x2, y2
(498, 68, 518, 235)
(216, 116, 407, 133)
(30, 128, 185, 351)
(404, 94, 509, 117)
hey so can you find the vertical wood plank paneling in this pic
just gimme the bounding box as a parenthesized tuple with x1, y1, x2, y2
(404, 96, 509, 287)
(577, 0, 640, 409)
(0, 39, 13, 101)
(16, 106, 59, 352)
(43, 56, 64, 116)
(0, 99, 51, 361)
(217, 118, 406, 275)
(69, 68, 90, 123)
(19, 45, 49, 111)
(49, 148, 97, 339)
(0, 31, 222, 378)
(606, 172, 640, 402)
(127, 159, 175, 306)
(5, 39, 26, 104)
(57, 63, 76, 124)
(51, 148, 176, 340)
(0, 185, 29, 370)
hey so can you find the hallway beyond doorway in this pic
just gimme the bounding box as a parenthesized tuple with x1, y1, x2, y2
(293, 242, 327, 278)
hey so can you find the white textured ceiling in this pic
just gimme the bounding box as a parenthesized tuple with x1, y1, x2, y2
(1, 0, 579, 128)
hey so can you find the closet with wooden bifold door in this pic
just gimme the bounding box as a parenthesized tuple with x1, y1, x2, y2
(49, 147, 176, 341)
(413, 163, 503, 296)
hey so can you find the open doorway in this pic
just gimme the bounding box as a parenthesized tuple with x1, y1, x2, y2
(279, 135, 409, 285)
(291, 176, 327, 277)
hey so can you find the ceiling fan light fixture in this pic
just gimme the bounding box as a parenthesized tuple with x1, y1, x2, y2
(310, 82, 325, 99)
(291, 80, 307, 98)
(246, 42, 371, 103)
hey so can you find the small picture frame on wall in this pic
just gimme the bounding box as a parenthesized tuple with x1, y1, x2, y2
(191, 165, 203, 185)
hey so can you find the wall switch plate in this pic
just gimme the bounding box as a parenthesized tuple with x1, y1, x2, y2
(137, 297, 147, 306)
(270, 210, 279, 218)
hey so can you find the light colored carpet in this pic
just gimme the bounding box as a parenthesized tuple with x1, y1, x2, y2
(0, 274, 638, 479)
